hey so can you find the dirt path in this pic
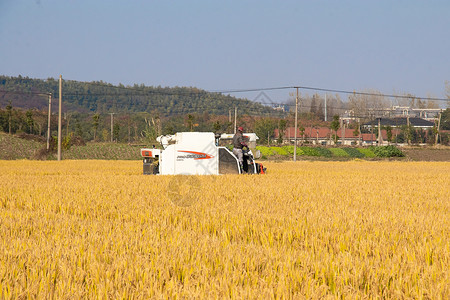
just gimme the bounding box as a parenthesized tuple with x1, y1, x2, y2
(402, 148, 450, 161)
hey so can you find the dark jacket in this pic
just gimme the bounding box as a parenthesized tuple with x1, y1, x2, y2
(233, 132, 247, 149)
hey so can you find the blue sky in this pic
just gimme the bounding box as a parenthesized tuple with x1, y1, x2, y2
(1, 0, 449, 103)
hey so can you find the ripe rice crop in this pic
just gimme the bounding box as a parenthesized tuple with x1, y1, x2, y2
(0, 160, 448, 298)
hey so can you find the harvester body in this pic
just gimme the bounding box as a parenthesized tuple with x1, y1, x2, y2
(141, 132, 265, 175)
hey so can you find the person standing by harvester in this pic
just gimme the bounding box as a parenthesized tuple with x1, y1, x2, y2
(233, 126, 248, 172)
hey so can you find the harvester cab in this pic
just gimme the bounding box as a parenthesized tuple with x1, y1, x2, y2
(140, 132, 266, 175)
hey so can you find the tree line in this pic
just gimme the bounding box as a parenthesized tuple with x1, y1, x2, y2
(1, 103, 449, 146)
(1, 75, 449, 146)
(0, 75, 278, 116)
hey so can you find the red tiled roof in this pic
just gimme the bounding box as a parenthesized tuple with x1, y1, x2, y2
(276, 126, 438, 141)
(276, 127, 362, 139)
(275, 127, 407, 141)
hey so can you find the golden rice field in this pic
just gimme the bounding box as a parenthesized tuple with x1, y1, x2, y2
(0, 160, 449, 299)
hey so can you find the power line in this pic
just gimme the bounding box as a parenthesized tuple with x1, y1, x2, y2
(296, 85, 449, 102)
(0, 91, 441, 118)
(211, 86, 293, 93)
(2, 84, 449, 102)
(215, 85, 450, 102)
(1, 82, 448, 119)
(19, 77, 449, 102)
(0, 90, 52, 96)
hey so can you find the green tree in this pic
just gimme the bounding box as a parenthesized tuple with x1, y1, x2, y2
(330, 115, 340, 144)
(441, 108, 450, 130)
(226, 121, 232, 133)
(102, 129, 109, 142)
(75, 119, 83, 138)
(353, 126, 360, 137)
(113, 123, 120, 142)
(385, 126, 393, 144)
(186, 114, 195, 131)
(213, 121, 221, 133)
(401, 124, 413, 145)
(277, 119, 287, 144)
(255, 118, 277, 145)
(25, 110, 34, 134)
(353, 124, 360, 145)
(92, 113, 100, 141)
(298, 125, 305, 145)
(142, 117, 157, 143)
(6, 102, 12, 134)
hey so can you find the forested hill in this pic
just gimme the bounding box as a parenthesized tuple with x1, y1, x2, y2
(0, 75, 276, 116)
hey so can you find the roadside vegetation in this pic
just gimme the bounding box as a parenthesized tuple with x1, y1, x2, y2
(4, 132, 450, 162)
(256, 145, 404, 159)
(0, 132, 142, 160)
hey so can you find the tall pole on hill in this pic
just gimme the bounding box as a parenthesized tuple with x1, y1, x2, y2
(58, 75, 62, 161)
(234, 107, 237, 134)
(110, 113, 115, 142)
(378, 118, 383, 145)
(294, 87, 299, 162)
(47, 93, 52, 150)
(435, 110, 442, 145)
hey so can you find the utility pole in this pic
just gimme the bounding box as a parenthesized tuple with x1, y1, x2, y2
(324, 94, 327, 122)
(294, 87, 299, 162)
(378, 118, 383, 145)
(110, 113, 115, 142)
(46, 93, 52, 150)
(65, 113, 71, 137)
(341, 119, 345, 146)
(7, 102, 11, 135)
(370, 122, 374, 146)
(435, 110, 442, 145)
(234, 107, 237, 134)
(407, 113, 411, 145)
(128, 116, 131, 144)
(358, 119, 362, 146)
(57, 75, 62, 161)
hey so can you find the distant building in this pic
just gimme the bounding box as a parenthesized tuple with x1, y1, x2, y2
(271, 104, 288, 112)
(389, 106, 441, 121)
(363, 117, 435, 129)
(275, 126, 369, 146)
(341, 106, 442, 124)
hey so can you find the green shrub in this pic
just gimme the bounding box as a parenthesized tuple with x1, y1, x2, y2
(296, 148, 305, 156)
(357, 148, 376, 158)
(284, 145, 295, 155)
(299, 147, 320, 156)
(283, 146, 305, 156)
(370, 145, 404, 157)
(271, 147, 289, 156)
(329, 148, 350, 157)
(342, 148, 365, 158)
(256, 146, 275, 157)
(315, 147, 333, 157)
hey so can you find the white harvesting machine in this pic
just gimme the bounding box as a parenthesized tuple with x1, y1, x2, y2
(140, 132, 266, 175)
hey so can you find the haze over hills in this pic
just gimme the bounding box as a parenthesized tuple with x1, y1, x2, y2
(0, 75, 279, 117)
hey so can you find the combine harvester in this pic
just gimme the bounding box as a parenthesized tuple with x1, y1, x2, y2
(140, 132, 266, 175)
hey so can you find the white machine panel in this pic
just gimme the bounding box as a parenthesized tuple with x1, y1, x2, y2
(160, 132, 218, 175)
